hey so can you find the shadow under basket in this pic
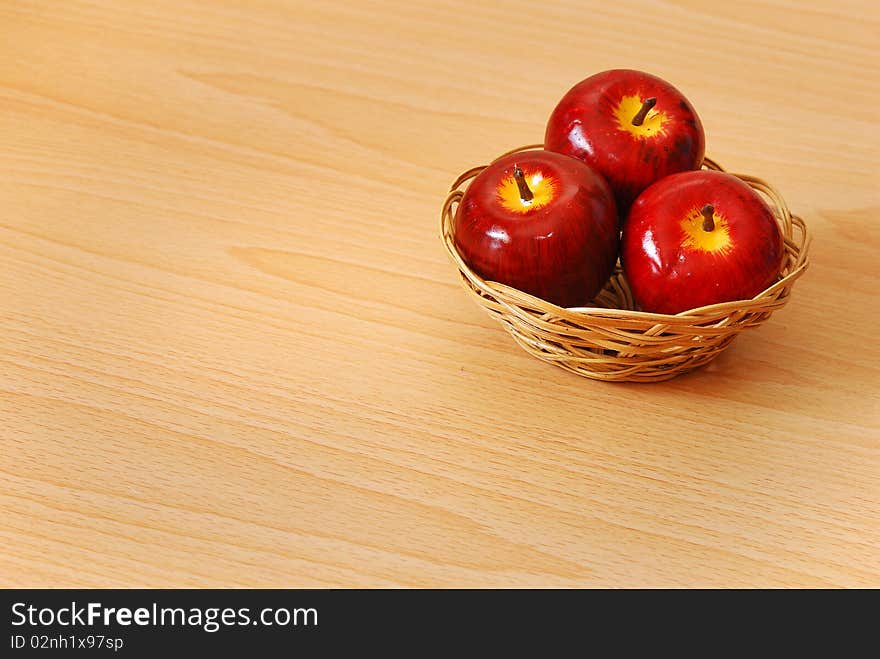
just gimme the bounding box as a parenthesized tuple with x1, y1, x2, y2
(441, 145, 811, 382)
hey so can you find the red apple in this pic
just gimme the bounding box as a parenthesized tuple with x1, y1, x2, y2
(453, 149, 618, 308)
(621, 170, 784, 314)
(545, 69, 705, 213)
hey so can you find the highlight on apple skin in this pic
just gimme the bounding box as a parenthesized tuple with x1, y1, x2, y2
(545, 69, 705, 216)
(452, 150, 619, 308)
(621, 170, 784, 315)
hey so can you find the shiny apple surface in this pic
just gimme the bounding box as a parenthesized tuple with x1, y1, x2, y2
(622, 170, 784, 314)
(453, 150, 618, 308)
(545, 69, 705, 214)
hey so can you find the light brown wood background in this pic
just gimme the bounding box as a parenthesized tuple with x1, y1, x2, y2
(1, 0, 878, 588)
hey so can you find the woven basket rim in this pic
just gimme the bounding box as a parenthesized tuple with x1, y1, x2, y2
(441, 143, 811, 323)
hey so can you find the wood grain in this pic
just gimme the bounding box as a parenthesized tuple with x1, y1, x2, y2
(1, 0, 878, 587)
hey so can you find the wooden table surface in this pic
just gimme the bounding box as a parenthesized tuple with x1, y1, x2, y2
(2, 0, 878, 588)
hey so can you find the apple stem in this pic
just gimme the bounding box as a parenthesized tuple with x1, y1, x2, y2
(701, 204, 716, 232)
(513, 165, 534, 203)
(631, 97, 657, 126)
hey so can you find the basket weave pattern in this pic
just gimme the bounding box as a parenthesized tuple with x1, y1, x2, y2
(441, 145, 810, 382)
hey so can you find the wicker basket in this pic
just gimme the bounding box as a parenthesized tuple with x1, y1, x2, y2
(441, 144, 811, 382)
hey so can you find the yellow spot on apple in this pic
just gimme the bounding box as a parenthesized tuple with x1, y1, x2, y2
(497, 170, 557, 214)
(614, 95, 669, 138)
(680, 207, 733, 254)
